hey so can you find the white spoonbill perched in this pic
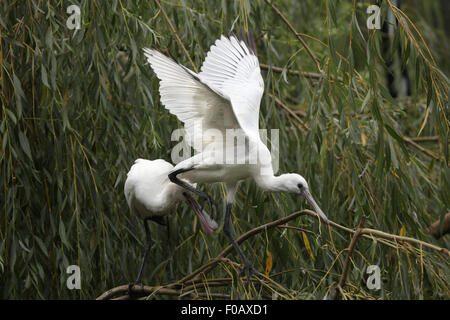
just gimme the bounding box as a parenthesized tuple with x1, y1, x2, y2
(124, 158, 218, 290)
(143, 32, 328, 279)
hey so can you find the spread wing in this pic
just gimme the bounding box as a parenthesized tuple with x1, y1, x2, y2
(143, 48, 240, 152)
(199, 35, 264, 137)
(143, 34, 264, 152)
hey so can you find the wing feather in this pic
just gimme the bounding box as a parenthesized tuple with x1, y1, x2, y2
(143, 48, 240, 151)
(143, 33, 264, 152)
(199, 35, 264, 136)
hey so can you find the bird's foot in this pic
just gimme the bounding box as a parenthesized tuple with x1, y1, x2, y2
(127, 281, 144, 299)
(240, 260, 260, 287)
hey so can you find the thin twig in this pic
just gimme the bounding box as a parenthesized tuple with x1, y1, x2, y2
(327, 217, 448, 254)
(267, 93, 309, 132)
(334, 216, 366, 300)
(154, 0, 198, 73)
(260, 63, 343, 83)
(264, 0, 322, 73)
(260, 63, 321, 80)
(402, 136, 443, 161)
(277, 225, 314, 234)
(410, 136, 439, 143)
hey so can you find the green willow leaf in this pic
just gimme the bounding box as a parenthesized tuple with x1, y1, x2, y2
(18, 131, 32, 161)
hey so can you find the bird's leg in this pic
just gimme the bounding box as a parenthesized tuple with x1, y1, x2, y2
(223, 202, 258, 286)
(168, 167, 217, 219)
(199, 195, 219, 221)
(166, 217, 175, 282)
(128, 218, 152, 298)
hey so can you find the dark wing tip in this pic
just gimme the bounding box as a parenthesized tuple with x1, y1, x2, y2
(247, 29, 257, 54)
(238, 27, 246, 43)
(236, 27, 257, 55)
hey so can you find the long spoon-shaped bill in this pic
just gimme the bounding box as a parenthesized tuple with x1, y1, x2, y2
(184, 194, 219, 234)
(302, 189, 329, 224)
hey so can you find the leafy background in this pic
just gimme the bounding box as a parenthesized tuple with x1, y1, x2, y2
(0, 0, 448, 299)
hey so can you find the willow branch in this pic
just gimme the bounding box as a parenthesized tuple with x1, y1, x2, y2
(96, 284, 179, 300)
(260, 63, 322, 80)
(264, 0, 322, 73)
(334, 216, 366, 300)
(98, 209, 449, 299)
(402, 136, 443, 161)
(260, 63, 343, 83)
(410, 136, 440, 143)
(327, 217, 448, 255)
(97, 277, 269, 300)
(177, 210, 325, 284)
(154, 0, 198, 73)
(267, 93, 309, 132)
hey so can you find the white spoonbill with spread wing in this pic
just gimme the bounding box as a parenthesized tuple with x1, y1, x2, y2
(143, 33, 328, 278)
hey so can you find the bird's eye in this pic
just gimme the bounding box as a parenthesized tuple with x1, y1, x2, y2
(297, 183, 304, 190)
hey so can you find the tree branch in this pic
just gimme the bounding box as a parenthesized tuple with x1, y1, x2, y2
(264, 0, 322, 73)
(177, 210, 326, 284)
(267, 93, 309, 132)
(155, 0, 198, 73)
(410, 136, 439, 143)
(402, 136, 444, 162)
(97, 277, 270, 300)
(260, 63, 322, 80)
(97, 210, 449, 300)
(334, 216, 366, 300)
(260, 63, 344, 83)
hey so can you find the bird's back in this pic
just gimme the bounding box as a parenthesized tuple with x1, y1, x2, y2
(124, 159, 183, 219)
(173, 135, 273, 185)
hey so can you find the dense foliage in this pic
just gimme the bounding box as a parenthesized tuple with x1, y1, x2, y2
(0, 0, 448, 299)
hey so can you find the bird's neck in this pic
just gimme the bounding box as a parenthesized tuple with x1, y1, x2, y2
(250, 140, 283, 192)
(253, 173, 286, 192)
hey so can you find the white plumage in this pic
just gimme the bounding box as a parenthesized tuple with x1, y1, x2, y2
(124, 159, 183, 218)
(124, 158, 218, 293)
(142, 33, 328, 279)
(124, 158, 218, 233)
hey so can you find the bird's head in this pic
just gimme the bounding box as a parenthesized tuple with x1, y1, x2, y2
(278, 173, 329, 224)
(277, 173, 309, 194)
